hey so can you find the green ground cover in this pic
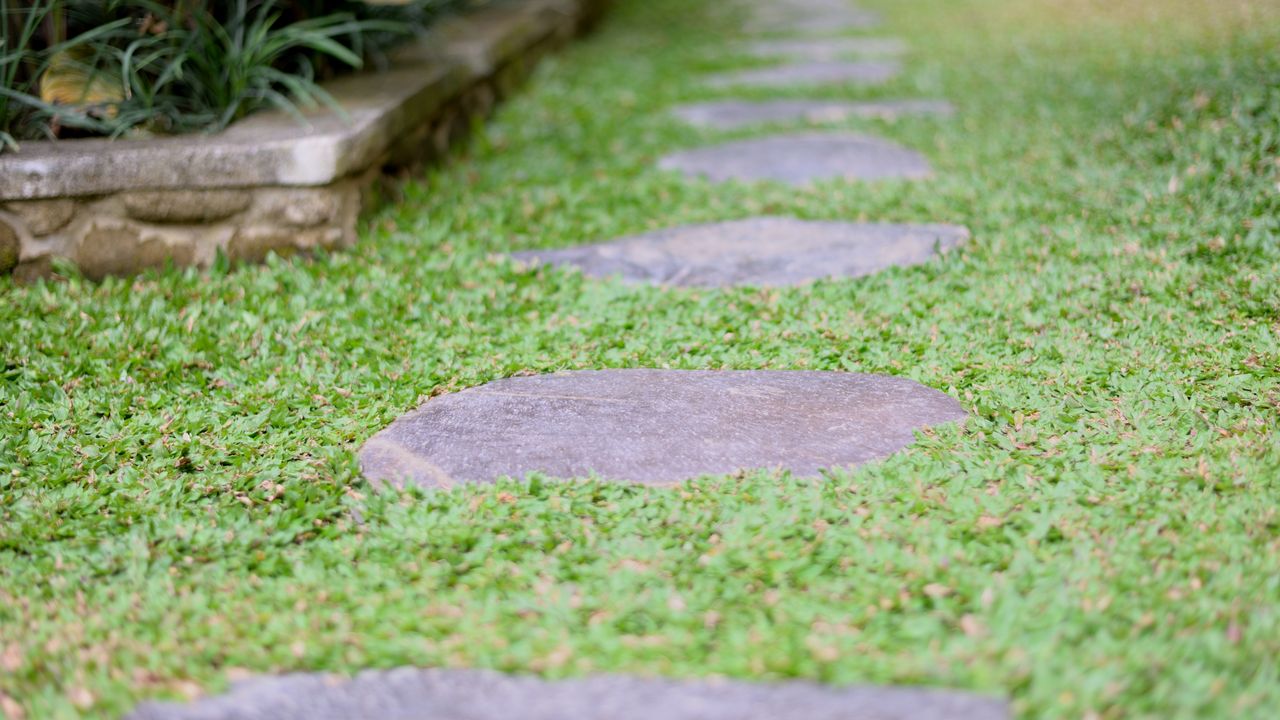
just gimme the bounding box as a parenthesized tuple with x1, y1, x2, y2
(2, 0, 1279, 717)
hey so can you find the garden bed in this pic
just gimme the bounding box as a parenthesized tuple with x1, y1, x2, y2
(0, 0, 607, 281)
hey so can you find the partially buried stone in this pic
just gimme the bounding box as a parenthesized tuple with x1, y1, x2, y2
(704, 60, 900, 89)
(72, 221, 195, 280)
(358, 369, 966, 487)
(127, 668, 1010, 720)
(3, 198, 77, 236)
(658, 132, 931, 185)
(512, 217, 968, 288)
(672, 99, 954, 130)
(227, 226, 343, 264)
(121, 190, 251, 224)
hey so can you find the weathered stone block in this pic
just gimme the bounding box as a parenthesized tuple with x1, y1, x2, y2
(435, 0, 574, 76)
(122, 190, 251, 224)
(12, 257, 56, 283)
(253, 189, 341, 228)
(0, 219, 19, 274)
(227, 226, 343, 264)
(3, 199, 77, 236)
(73, 221, 195, 280)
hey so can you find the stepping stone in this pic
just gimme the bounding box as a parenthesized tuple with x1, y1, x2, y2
(358, 369, 966, 487)
(657, 132, 931, 185)
(129, 669, 1010, 720)
(746, 37, 908, 60)
(673, 99, 954, 130)
(704, 60, 901, 89)
(747, 1, 881, 33)
(513, 217, 968, 288)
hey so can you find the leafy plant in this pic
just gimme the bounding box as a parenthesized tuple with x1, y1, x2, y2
(117, 0, 408, 133)
(0, 0, 467, 150)
(0, 0, 60, 149)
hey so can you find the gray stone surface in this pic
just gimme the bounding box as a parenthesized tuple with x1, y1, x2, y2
(129, 669, 1009, 720)
(705, 60, 900, 89)
(425, 0, 582, 76)
(658, 132, 932, 185)
(358, 369, 966, 487)
(746, 37, 908, 60)
(672, 99, 954, 130)
(513, 217, 968, 287)
(3, 198, 76, 235)
(0, 63, 469, 200)
(72, 220, 196, 281)
(122, 190, 252, 224)
(746, 0, 881, 34)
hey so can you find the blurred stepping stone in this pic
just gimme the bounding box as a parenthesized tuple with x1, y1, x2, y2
(746, 37, 908, 60)
(747, 0, 881, 33)
(658, 132, 931, 185)
(129, 668, 1009, 720)
(673, 99, 954, 130)
(357, 369, 966, 487)
(513, 217, 968, 288)
(705, 60, 900, 89)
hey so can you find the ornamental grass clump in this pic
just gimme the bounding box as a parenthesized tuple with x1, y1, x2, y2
(0, 0, 462, 151)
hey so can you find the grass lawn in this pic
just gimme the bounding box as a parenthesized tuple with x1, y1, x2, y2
(3, 0, 1279, 717)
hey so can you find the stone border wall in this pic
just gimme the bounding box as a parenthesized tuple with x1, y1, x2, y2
(0, 0, 608, 282)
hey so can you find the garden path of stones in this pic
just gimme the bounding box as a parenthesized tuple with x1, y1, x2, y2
(134, 2, 1005, 718)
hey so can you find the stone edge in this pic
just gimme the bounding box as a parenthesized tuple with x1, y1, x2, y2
(357, 369, 969, 489)
(655, 132, 938, 185)
(127, 668, 1011, 720)
(510, 218, 972, 279)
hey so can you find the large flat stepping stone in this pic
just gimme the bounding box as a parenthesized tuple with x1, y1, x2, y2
(513, 218, 968, 288)
(359, 370, 966, 487)
(129, 669, 1010, 720)
(705, 60, 900, 89)
(746, 37, 908, 60)
(673, 99, 954, 130)
(657, 132, 932, 185)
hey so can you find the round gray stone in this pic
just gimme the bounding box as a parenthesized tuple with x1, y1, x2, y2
(128, 669, 1010, 720)
(358, 369, 966, 488)
(746, 37, 908, 60)
(512, 217, 968, 288)
(704, 60, 900, 89)
(657, 132, 932, 185)
(672, 99, 955, 130)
